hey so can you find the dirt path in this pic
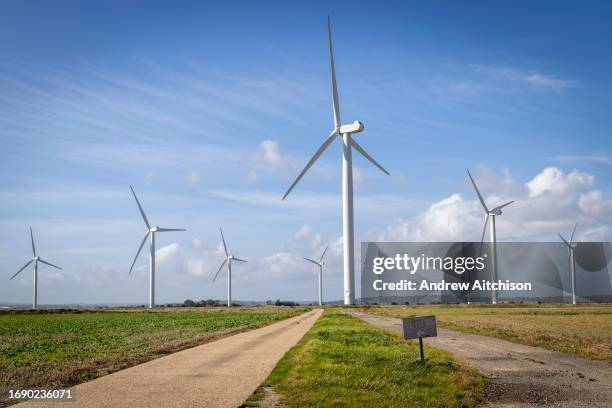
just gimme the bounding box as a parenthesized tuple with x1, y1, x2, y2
(346, 310, 612, 408)
(18, 309, 323, 408)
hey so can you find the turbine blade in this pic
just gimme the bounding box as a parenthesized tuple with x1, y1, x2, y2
(156, 228, 186, 232)
(350, 139, 390, 175)
(220, 227, 228, 256)
(559, 233, 571, 247)
(466, 169, 489, 213)
(493, 200, 514, 211)
(319, 245, 329, 262)
(29, 226, 36, 257)
(328, 15, 341, 129)
(212, 258, 228, 282)
(304, 257, 319, 265)
(130, 185, 151, 229)
(38, 258, 62, 270)
(479, 215, 489, 255)
(10, 259, 34, 280)
(233, 257, 248, 263)
(570, 223, 578, 244)
(282, 130, 338, 200)
(129, 232, 150, 274)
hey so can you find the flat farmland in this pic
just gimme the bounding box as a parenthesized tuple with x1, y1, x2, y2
(0, 307, 308, 392)
(359, 304, 612, 362)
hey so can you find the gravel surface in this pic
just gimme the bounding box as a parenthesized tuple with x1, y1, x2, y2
(347, 310, 612, 408)
(16, 309, 323, 408)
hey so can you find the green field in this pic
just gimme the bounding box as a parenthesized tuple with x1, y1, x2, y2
(246, 310, 485, 408)
(0, 307, 308, 391)
(359, 304, 612, 362)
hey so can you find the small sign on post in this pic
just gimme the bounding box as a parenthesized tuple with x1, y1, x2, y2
(402, 315, 437, 361)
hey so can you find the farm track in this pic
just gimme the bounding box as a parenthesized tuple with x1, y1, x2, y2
(347, 310, 612, 408)
(16, 309, 322, 408)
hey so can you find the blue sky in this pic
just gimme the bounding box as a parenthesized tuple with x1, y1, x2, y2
(1, 0, 611, 305)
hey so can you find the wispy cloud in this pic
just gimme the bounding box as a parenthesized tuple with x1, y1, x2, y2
(550, 154, 612, 166)
(471, 64, 576, 91)
(206, 189, 427, 216)
(0, 59, 324, 146)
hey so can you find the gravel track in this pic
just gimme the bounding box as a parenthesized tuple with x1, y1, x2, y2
(347, 310, 612, 408)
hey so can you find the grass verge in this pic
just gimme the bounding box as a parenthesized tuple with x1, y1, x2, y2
(0, 306, 308, 394)
(359, 304, 612, 363)
(244, 309, 485, 408)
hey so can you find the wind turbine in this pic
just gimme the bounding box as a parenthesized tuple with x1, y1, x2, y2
(559, 223, 578, 305)
(213, 228, 247, 307)
(10, 227, 62, 309)
(303, 245, 329, 306)
(128, 186, 185, 309)
(282, 16, 390, 305)
(466, 169, 514, 304)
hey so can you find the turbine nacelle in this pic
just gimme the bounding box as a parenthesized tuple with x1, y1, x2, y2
(489, 208, 503, 216)
(338, 121, 364, 135)
(559, 224, 579, 250)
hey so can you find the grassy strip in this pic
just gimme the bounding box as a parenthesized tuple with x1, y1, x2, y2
(0, 306, 308, 391)
(359, 304, 612, 363)
(245, 309, 485, 408)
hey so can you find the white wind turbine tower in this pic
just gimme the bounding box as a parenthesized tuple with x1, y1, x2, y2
(303, 245, 329, 306)
(559, 223, 578, 305)
(128, 186, 185, 309)
(466, 169, 514, 304)
(10, 227, 62, 309)
(283, 16, 390, 305)
(213, 228, 248, 307)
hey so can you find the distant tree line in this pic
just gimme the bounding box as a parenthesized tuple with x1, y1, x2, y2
(266, 299, 300, 307)
(180, 299, 300, 307)
(182, 299, 224, 307)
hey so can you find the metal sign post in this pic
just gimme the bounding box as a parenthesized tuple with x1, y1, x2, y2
(402, 316, 437, 362)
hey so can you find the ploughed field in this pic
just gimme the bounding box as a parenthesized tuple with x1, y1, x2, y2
(359, 304, 612, 362)
(0, 306, 308, 392)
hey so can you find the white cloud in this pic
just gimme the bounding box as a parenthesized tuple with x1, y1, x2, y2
(526, 167, 594, 198)
(293, 224, 321, 247)
(380, 193, 481, 241)
(579, 190, 612, 217)
(380, 167, 612, 242)
(257, 139, 292, 176)
(156, 243, 180, 262)
(294, 224, 312, 240)
(578, 225, 612, 242)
